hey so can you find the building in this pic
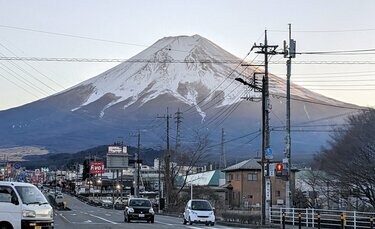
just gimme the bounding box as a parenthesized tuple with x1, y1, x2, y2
(223, 159, 296, 208)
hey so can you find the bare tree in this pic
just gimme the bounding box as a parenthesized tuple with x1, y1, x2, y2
(315, 109, 375, 210)
(168, 129, 210, 206)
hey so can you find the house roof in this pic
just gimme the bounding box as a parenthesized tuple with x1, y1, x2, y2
(222, 159, 261, 172)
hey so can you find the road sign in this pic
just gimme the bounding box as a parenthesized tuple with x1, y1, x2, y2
(13, 163, 21, 169)
(266, 148, 273, 159)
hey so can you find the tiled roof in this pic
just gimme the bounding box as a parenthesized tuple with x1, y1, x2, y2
(222, 159, 261, 172)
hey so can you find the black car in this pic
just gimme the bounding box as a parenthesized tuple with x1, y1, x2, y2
(124, 198, 155, 223)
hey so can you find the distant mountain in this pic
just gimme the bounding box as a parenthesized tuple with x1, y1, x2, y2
(0, 35, 358, 161)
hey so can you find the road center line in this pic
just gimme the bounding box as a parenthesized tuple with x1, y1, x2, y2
(89, 214, 118, 224)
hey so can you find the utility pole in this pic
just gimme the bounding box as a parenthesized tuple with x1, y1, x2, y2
(220, 128, 226, 169)
(157, 108, 172, 210)
(284, 23, 296, 208)
(175, 108, 183, 155)
(236, 30, 278, 225)
(255, 30, 277, 225)
(136, 129, 141, 198)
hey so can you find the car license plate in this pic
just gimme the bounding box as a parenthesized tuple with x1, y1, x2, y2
(35, 226, 41, 229)
(139, 214, 145, 217)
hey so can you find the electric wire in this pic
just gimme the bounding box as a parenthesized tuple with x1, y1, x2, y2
(0, 62, 49, 96)
(0, 40, 65, 89)
(206, 129, 261, 150)
(0, 72, 38, 98)
(270, 93, 367, 110)
(182, 48, 254, 114)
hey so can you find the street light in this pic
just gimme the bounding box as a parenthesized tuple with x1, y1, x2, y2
(97, 178, 102, 199)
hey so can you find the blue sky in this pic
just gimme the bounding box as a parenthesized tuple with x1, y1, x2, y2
(0, 0, 374, 110)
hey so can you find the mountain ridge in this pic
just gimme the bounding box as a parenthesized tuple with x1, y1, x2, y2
(0, 34, 358, 159)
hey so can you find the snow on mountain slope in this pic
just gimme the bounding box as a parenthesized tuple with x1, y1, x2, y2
(68, 34, 351, 118)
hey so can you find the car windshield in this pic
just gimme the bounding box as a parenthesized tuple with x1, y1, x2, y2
(15, 186, 47, 204)
(191, 200, 212, 211)
(129, 199, 151, 207)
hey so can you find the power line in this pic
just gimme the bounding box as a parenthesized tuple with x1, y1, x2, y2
(270, 93, 368, 110)
(206, 129, 260, 149)
(0, 56, 242, 63)
(3, 57, 375, 65)
(0, 62, 50, 96)
(0, 72, 38, 98)
(182, 47, 254, 114)
(272, 70, 375, 77)
(0, 24, 151, 48)
(270, 28, 375, 33)
(0, 41, 65, 89)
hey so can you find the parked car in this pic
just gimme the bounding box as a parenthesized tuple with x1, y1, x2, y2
(124, 198, 154, 223)
(100, 199, 113, 209)
(183, 199, 215, 226)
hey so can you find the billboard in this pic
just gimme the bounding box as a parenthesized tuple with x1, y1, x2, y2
(108, 146, 127, 154)
(90, 161, 105, 174)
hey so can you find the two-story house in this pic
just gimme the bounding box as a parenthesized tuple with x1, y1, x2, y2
(223, 158, 295, 208)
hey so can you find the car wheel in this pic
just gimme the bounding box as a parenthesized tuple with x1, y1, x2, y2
(151, 218, 154, 224)
(205, 222, 209, 226)
(211, 222, 215, 226)
(183, 216, 187, 225)
(188, 216, 193, 225)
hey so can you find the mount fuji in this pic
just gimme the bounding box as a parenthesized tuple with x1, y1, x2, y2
(0, 35, 357, 161)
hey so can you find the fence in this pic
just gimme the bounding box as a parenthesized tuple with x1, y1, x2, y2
(270, 207, 375, 229)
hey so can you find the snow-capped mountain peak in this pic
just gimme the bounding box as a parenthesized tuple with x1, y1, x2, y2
(72, 35, 256, 118)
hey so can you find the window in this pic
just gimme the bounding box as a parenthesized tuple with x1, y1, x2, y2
(247, 173, 257, 181)
(15, 186, 47, 204)
(236, 174, 240, 181)
(276, 190, 281, 198)
(0, 186, 13, 203)
(228, 174, 233, 181)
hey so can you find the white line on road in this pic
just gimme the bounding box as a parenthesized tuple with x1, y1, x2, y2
(155, 220, 174, 226)
(89, 214, 118, 224)
(58, 213, 72, 223)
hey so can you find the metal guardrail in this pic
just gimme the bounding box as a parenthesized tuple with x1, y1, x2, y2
(270, 207, 375, 229)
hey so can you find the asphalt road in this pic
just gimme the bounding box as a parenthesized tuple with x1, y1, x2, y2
(53, 194, 250, 229)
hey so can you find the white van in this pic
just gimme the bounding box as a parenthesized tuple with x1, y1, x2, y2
(0, 181, 54, 229)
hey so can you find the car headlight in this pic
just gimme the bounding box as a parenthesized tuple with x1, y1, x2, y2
(128, 207, 134, 213)
(149, 208, 154, 214)
(23, 210, 36, 218)
(191, 211, 197, 215)
(49, 210, 54, 218)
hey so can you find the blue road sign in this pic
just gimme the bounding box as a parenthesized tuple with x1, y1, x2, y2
(14, 163, 21, 169)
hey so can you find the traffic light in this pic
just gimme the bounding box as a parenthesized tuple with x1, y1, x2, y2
(275, 163, 283, 177)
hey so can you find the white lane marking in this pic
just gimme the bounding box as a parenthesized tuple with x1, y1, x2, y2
(155, 220, 173, 226)
(70, 213, 77, 216)
(105, 214, 111, 216)
(58, 213, 72, 223)
(83, 220, 92, 223)
(89, 214, 118, 224)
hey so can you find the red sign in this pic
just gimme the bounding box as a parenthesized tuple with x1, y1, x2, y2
(90, 161, 105, 174)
